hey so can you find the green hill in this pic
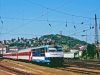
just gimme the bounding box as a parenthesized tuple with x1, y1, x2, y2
(40, 34, 87, 51)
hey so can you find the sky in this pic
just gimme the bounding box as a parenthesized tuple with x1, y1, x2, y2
(0, 0, 100, 44)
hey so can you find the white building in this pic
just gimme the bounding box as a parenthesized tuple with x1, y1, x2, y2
(9, 46, 18, 52)
(70, 44, 87, 56)
(9, 46, 24, 52)
(0, 44, 7, 54)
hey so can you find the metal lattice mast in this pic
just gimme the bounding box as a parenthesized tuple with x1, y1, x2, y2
(94, 14, 99, 45)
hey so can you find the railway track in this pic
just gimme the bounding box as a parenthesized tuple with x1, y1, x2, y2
(61, 59, 100, 75)
(0, 64, 37, 75)
(64, 59, 100, 63)
(64, 59, 99, 63)
(58, 67, 100, 75)
(0, 59, 76, 75)
(0, 58, 100, 75)
(64, 59, 100, 70)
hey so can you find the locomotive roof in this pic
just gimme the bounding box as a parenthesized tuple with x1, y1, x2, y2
(18, 46, 41, 52)
(40, 45, 62, 48)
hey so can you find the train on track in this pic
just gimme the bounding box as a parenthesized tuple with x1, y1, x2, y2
(3, 45, 64, 64)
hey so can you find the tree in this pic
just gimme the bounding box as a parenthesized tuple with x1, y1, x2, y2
(82, 50, 87, 59)
(11, 38, 15, 42)
(87, 44, 96, 59)
(35, 37, 38, 40)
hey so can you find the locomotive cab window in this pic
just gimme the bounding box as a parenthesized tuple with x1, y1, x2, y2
(41, 48, 45, 56)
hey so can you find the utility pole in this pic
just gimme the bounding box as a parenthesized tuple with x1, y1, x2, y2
(94, 14, 99, 45)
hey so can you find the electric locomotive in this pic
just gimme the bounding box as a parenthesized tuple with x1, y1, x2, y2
(32, 45, 64, 64)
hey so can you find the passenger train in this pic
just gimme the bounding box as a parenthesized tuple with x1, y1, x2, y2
(3, 45, 64, 64)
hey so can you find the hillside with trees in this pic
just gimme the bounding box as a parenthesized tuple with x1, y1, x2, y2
(1, 34, 87, 52)
(40, 34, 87, 51)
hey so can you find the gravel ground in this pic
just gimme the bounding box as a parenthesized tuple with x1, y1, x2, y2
(0, 59, 78, 75)
(0, 69, 14, 75)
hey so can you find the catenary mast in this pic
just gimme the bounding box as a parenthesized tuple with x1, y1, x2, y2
(94, 14, 99, 45)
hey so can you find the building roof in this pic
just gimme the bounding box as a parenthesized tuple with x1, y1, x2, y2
(64, 52, 78, 54)
(0, 44, 6, 48)
(72, 44, 82, 48)
(71, 44, 87, 51)
(9, 46, 18, 49)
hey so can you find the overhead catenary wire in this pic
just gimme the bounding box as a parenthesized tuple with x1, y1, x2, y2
(24, 0, 97, 41)
(0, 16, 94, 37)
(25, 0, 92, 19)
(56, 19, 91, 37)
(0, 0, 72, 38)
(0, 15, 92, 38)
(5, 0, 38, 23)
(0, 0, 77, 38)
(0, 0, 98, 44)
(1, 16, 96, 37)
(1, 0, 97, 30)
(0, 16, 92, 26)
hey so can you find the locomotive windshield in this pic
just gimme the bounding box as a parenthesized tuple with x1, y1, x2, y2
(48, 47, 62, 52)
(48, 48, 57, 52)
